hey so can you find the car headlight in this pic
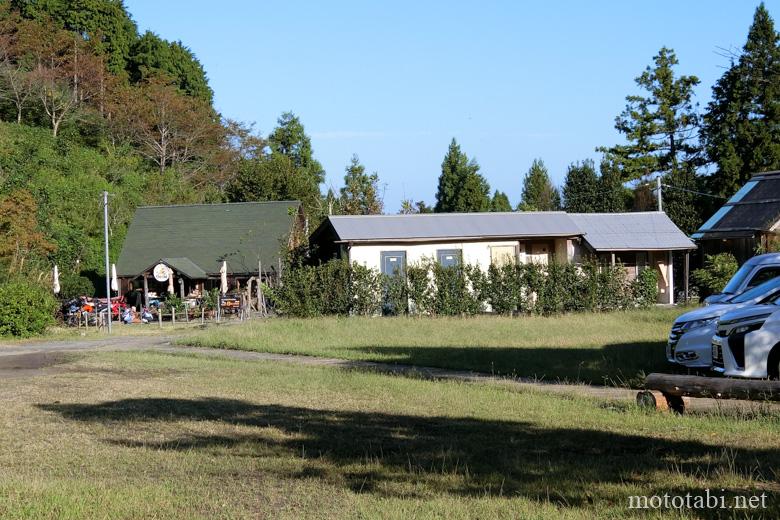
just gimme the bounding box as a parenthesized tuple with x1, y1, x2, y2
(679, 316, 718, 331)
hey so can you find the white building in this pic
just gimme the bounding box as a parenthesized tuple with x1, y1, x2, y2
(310, 211, 696, 304)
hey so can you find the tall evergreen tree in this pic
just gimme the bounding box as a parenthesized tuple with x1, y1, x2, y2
(339, 155, 383, 215)
(599, 47, 703, 230)
(701, 3, 780, 197)
(518, 159, 561, 211)
(599, 47, 701, 182)
(490, 190, 512, 212)
(597, 156, 628, 212)
(434, 138, 490, 212)
(127, 32, 213, 103)
(562, 159, 599, 212)
(11, 0, 138, 75)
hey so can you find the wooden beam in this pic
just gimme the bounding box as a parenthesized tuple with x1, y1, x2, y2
(645, 373, 780, 401)
(142, 273, 149, 309)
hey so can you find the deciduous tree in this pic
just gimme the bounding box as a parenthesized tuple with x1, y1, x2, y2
(0, 189, 55, 274)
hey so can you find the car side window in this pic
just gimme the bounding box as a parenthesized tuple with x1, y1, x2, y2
(746, 266, 780, 289)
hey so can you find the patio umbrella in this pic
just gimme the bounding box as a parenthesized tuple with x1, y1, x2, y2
(220, 261, 228, 295)
(167, 266, 175, 294)
(52, 265, 60, 295)
(110, 263, 118, 292)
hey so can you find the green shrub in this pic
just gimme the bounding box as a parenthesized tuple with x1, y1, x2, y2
(350, 263, 382, 316)
(163, 294, 186, 312)
(58, 273, 95, 299)
(0, 279, 57, 337)
(272, 257, 646, 318)
(633, 268, 660, 308)
(692, 253, 739, 294)
(200, 288, 220, 310)
(406, 261, 433, 315)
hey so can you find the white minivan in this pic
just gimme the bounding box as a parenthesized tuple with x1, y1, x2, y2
(704, 253, 780, 305)
(712, 302, 780, 379)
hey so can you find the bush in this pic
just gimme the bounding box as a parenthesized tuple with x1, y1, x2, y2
(273, 258, 642, 318)
(0, 279, 57, 337)
(58, 273, 95, 299)
(692, 253, 739, 295)
(633, 268, 659, 308)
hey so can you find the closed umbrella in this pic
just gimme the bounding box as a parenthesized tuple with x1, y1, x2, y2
(52, 265, 60, 295)
(110, 263, 118, 292)
(167, 266, 175, 294)
(220, 261, 228, 295)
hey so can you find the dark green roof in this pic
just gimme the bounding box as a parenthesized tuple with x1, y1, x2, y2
(157, 258, 208, 279)
(117, 201, 300, 277)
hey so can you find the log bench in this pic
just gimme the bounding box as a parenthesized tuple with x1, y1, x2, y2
(637, 373, 780, 413)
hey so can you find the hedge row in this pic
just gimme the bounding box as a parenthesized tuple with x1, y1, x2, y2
(271, 259, 659, 318)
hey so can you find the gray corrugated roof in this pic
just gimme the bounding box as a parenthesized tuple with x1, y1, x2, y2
(570, 212, 696, 251)
(326, 212, 582, 241)
(117, 201, 300, 277)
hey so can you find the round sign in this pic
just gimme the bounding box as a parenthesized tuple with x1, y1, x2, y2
(153, 263, 170, 282)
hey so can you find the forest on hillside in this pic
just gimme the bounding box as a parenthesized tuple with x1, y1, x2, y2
(1, 1, 779, 296)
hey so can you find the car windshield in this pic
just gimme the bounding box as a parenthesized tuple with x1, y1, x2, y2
(730, 276, 780, 303)
(721, 263, 755, 295)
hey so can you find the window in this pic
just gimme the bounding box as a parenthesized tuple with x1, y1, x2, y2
(436, 249, 461, 268)
(380, 251, 406, 276)
(490, 245, 517, 267)
(746, 267, 780, 289)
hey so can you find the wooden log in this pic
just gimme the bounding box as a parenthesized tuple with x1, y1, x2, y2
(636, 390, 690, 413)
(645, 373, 780, 401)
(636, 390, 669, 411)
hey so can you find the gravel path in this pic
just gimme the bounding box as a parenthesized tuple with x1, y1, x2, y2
(2, 334, 776, 414)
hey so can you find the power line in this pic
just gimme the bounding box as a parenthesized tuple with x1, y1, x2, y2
(660, 184, 728, 199)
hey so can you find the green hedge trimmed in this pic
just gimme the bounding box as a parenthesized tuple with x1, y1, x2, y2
(272, 258, 659, 318)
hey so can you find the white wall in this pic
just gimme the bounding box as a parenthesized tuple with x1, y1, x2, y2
(349, 240, 517, 271)
(348, 239, 576, 272)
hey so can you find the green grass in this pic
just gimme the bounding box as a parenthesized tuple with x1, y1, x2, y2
(183, 308, 689, 385)
(1, 350, 777, 519)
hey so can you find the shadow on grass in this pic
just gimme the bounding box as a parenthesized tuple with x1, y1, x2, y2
(38, 397, 779, 513)
(349, 342, 672, 385)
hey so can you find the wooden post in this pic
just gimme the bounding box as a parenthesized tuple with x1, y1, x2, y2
(610, 252, 616, 266)
(201, 307, 204, 324)
(158, 309, 162, 328)
(172, 308, 176, 325)
(143, 273, 149, 309)
(684, 251, 690, 303)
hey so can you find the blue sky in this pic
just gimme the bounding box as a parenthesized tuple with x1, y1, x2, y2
(125, 1, 776, 212)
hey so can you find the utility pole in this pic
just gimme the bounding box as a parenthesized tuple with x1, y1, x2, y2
(103, 191, 112, 333)
(656, 176, 663, 212)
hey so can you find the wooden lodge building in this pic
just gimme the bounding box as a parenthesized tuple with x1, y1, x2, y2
(692, 170, 780, 263)
(116, 201, 303, 303)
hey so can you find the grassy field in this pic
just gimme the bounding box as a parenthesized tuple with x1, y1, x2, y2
(1, 349, 778, 519)
(183, 308, 688, 385)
